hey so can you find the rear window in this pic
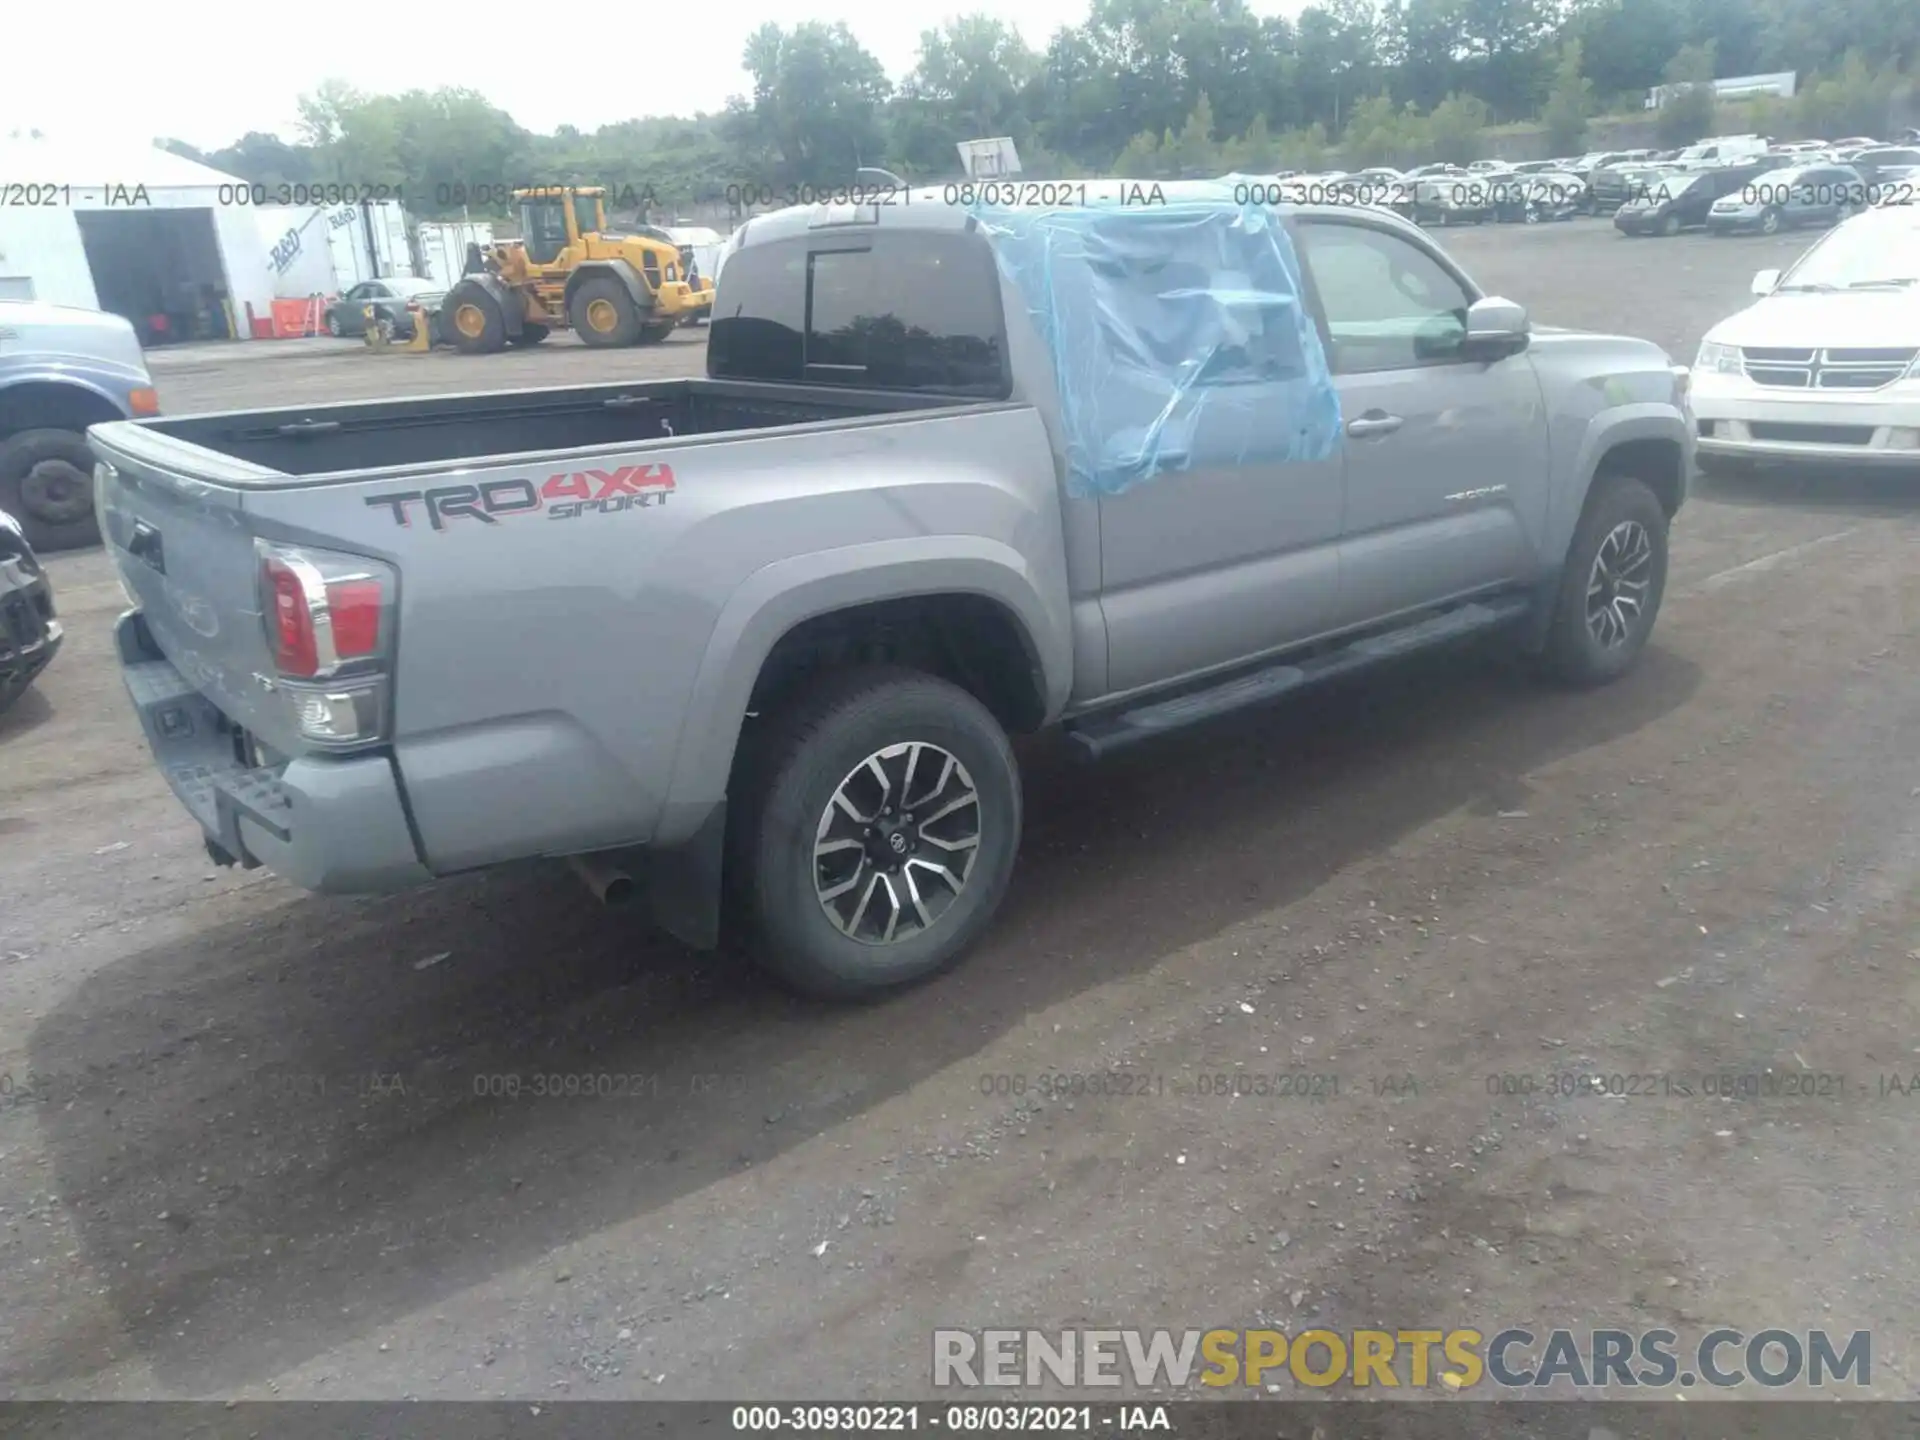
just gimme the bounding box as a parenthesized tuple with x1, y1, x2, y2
(709, 230, 1009, 397)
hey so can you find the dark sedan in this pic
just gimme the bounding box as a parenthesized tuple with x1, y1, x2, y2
(323, 277, 448, 339)
(1614, 160, 1781, 235)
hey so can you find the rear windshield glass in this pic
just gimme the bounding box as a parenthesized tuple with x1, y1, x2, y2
(710, 230, 1010, 398)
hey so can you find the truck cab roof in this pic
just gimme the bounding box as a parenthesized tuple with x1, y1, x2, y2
(726, 178, 1430, 252)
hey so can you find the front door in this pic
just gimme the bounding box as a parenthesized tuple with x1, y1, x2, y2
(1293, 215, 1551, 628)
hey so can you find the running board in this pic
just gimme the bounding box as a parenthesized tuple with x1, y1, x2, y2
(1064, 594, 1533, 761)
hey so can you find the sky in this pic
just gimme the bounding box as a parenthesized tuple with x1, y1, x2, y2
(3, 0, 1311, 152)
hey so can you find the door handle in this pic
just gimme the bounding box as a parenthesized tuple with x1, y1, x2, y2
(1345, 413, 1405, 439)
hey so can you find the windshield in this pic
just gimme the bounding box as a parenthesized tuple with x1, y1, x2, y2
(1779, 218, 1920, 288)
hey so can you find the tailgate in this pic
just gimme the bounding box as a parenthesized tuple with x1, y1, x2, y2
(89, 421, 297, 751)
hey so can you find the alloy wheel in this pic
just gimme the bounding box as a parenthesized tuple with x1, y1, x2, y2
(1585, 520, 1654, 650)
(812, 741, 981, 945)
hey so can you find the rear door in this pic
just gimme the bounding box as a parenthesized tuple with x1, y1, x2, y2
(1092, 219, 1346, 695)
(1293, 214, 1550, 628)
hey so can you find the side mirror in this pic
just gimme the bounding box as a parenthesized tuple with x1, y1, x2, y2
(1751, 268, 1781, 296)
(1462, 295, 1530, 359)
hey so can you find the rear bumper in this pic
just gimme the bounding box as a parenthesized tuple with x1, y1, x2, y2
(0, 555, 61, 699)
(115, 609, 431, 892)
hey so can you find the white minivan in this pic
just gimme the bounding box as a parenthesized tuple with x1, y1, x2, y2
(1674, 135, 1770, 166)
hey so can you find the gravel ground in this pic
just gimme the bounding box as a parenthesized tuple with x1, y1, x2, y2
(3, 216, 1919, 1405)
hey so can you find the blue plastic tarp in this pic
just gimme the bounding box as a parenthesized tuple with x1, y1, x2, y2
(969, 179, 1342, 499)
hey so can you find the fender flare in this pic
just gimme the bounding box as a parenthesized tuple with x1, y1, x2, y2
(0, 372, 134, 435)
(653, 536, 1074, 847)
(1557, 404, 1689, 551)
(1522, 405, 1690, 653)
(563, 259, 652, 314)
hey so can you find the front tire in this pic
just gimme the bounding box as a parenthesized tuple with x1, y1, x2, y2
(1538, 476, 1669, 688)
(732, 667, 1022, 1001)
(1660, 213, 1681, 236)
(569, 277, 644, 347)
(442, 282, 507, 354)
(507, 322, 550, 347)
(0, 428, 101, 550)
(1759, 207, 1783, 235)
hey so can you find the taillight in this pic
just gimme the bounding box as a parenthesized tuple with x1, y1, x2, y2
(260, 554, 386, 679)
(265, 556, 317, 675)
(256, 542, 396, 748)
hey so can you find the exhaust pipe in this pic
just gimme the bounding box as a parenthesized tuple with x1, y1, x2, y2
(567, 852, 636, 906)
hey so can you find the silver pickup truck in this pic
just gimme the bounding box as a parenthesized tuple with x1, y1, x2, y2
(91, 185, 1692, 999)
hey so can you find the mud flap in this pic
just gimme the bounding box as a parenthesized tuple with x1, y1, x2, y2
(1518, 569, 1563, 654)
(644, 802, 727, 951)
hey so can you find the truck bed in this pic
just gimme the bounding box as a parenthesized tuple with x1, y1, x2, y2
(132, 377, 960, 479)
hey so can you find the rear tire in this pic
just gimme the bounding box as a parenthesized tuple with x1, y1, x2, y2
(569, 277, 644, 347)
(442, 282, 507, 354)
(731, 666, 1022, 1001)
(1537, 476, 1669, 689)
(0, 428, 101, 550)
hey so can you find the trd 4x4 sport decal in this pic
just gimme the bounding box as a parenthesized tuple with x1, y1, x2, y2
(365, 464, 674, 530)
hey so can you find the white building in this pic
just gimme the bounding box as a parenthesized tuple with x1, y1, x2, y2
(1647, 72, 1797, 109)
(0, 136, 282, 341)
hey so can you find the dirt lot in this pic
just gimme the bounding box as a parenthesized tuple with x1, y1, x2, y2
(4, 217, 1919, 1404)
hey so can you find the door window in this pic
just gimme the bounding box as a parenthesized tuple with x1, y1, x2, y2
(1296, 221, 1475, 372)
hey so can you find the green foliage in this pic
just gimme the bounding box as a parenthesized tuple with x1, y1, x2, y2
(174, 0, 1918, 207)
(1428, 92, 1492, 164)
(1653, 43, 1718, 146)
(1341, 95, 1429, 167)
(1225, 114, 1275, 171)
(1275, 122, 1331, 172)
(1794, 51, 1902, 141)
(1540, 40, 1594, 154)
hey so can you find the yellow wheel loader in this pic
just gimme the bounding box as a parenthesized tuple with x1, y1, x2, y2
(439, 186, 712, 354)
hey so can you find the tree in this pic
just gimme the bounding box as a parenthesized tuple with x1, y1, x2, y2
(1164, 94, 1221, 176)
(1276, 122, 1331, 171)
(154, 0, 1920, 207)
(1226, 113, 1275, 171)
(1114, 129, 1166, 177)
(899, 16, 1039, 173)
(1653, 42, 1716, 147)
(734, 21, 892, 189)
(1793, 51, 1903, 141)
(1572, 0, 1683, 106)
(1540, 39, 1593, 154)
(1427, 91, 1490, 163)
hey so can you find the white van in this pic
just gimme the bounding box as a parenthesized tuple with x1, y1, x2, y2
(1674, 135, 1769, 166)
